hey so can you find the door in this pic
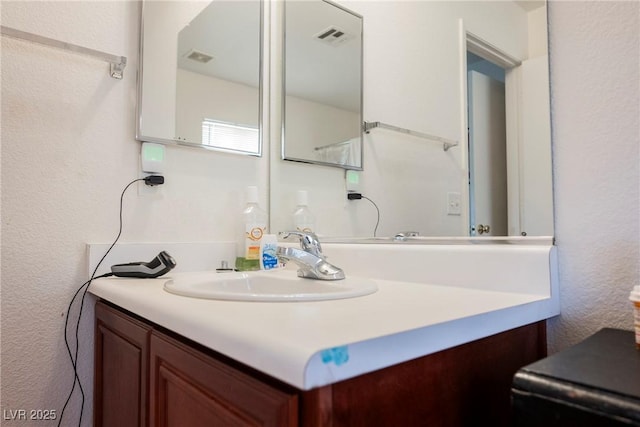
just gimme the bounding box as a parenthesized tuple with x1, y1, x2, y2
(468, 70, 508, 236)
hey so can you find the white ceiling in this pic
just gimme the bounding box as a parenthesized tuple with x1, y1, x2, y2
(177, 1, 261, 88)
(284, 0, 362, 111)
(176, 0, 537, 112)
(177, 0, 362, 112)
(514, 1, 546, 12)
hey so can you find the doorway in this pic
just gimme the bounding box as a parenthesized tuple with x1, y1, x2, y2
(467, 52, 507, 236)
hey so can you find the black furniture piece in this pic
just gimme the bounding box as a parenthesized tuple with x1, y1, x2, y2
(512, 328, 640, 426)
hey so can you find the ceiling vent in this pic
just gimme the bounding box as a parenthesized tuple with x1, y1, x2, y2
(183, 49, 214, 64)
(314, 26, 351, 46)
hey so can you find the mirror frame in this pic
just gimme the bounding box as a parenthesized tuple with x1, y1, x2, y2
(281, 0, 364, 171)
(135, 0, 265, 156)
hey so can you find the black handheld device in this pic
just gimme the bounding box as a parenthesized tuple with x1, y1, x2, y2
(110, 251, 176, 278)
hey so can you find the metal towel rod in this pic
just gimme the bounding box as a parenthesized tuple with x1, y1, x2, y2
(363, 121, 458, 151)
(314, 139, 354, 151)
(1, 25, 127, 79)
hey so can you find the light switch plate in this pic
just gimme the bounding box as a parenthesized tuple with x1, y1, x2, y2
(141, 142, 165, 174)
(345, 170, 361, 193)
(447, 192, 461, 215)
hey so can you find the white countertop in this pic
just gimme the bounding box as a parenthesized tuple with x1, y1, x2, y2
(89, 271, 557, 390)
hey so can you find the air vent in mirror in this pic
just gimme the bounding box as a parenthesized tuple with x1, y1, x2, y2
(314, 26, 351, 46)
(183, 49, 214, 64)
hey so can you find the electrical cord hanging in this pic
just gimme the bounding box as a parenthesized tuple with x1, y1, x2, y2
(362, 196, 380, 237)
(58, 177, 145, 427)
(58, 273, 112, 427)
(347, 192, 380, 237)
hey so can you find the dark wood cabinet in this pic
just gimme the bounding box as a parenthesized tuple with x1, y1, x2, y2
(95, 300, 546, 427)
(95, 301, 297, 427)
(95, 301, 151, 427)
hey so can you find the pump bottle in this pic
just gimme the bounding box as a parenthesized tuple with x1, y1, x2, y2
(236, 186, 267, 271)
(293, 190, 315, 233)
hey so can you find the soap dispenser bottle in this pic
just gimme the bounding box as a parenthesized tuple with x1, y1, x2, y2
(293, 190, 315, 233)
(236, 186, 267, 271)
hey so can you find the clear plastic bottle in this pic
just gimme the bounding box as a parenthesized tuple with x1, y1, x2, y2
(236, 186, 267, 271)
(293, 190, 315, 233)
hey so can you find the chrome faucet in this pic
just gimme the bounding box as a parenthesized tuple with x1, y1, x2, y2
(394, 231, 420, 241)
(277, 231, 345, 280)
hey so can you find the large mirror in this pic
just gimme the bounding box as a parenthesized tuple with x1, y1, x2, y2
(282, 0, 363, 170)
(137, 0, 554, 240)
(137, 0, 263, 156)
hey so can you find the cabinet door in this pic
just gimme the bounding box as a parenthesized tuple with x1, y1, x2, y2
(149, 331, 298, 427)
(95, 302, 151, 427)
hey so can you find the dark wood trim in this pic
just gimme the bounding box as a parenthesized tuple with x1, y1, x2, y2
(537, 320, 548, 358)
(301, 384, 333, 426)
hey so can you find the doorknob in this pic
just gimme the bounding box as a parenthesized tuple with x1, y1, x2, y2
(477, 224, 491, 235)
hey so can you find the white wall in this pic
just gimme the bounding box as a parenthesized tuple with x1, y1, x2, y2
(175, 69, 260, 142)
(546, 0, 640, 352)
(1, 0, 639, 424)
(284, 95, 358, 161)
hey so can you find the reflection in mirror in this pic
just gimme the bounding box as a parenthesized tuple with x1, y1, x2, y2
(282, 0, 363, 169)
(138, 1, 262, 156)
(271, 0, 553, 239)
(464, 1, 552, 237)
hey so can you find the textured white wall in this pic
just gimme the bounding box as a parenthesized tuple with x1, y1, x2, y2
(1, 0, 639, 425)
(546, 0, 640, 352)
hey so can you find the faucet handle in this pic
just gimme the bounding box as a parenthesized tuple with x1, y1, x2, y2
(278, 231, 323, 257)
(394, 231, 420, 241)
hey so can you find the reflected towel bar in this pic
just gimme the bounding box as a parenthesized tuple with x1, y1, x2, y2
(314, 139, 354, 151)
(363, 121, 458, 151)
(1, 26, 127, 79)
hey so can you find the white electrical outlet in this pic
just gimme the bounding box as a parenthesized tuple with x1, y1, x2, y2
(447, 192, 461, 215)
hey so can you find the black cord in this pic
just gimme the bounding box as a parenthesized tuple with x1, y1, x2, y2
(58, 273, 112, 427)
(361, 196, 380, 237)
(58, 177, 144, 427)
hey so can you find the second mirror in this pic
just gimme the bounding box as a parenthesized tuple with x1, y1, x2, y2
(282, 0, 363, 170)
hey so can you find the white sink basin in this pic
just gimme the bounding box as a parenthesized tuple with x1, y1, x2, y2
(163, 269, 378, 302)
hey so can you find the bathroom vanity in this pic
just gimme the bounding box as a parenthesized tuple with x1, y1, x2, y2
(94, 300, 545, 426)
(89, 241, 559, 426)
